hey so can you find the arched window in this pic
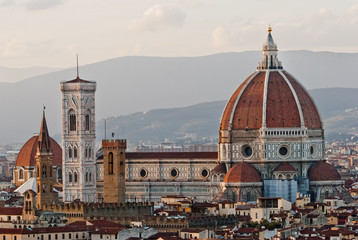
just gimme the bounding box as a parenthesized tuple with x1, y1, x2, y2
(265, 55, 268, 68)
(247, 191, 252, 202)
(270, 55, 273, 68)
(120, 152, 124, 174)
(325, 191, 329, 199)
(74, 147, 77, 159)
(74, 172, 78, 183)
(85, 172, 88, 183)
(37, 184, 40, 193)
(69, 110, 76, 131)
(108, 152, 114, 175)
(69, 173, 72, 183)
(88, 147, 91, 158)
(37, 166, 40, 177)
(89, 172, 92, 182)
(42, 165, 47, 177)
(58, 168, 62, 181)
(84, 148, 88, 158)
(19, 169, 24, 179)
(85, 113, 90, 131)
(68, 147, 72, 159)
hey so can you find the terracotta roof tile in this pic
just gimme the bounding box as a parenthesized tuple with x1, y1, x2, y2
(308, 160, 341, 181)
(16, 135, 62, 167)
(126, 152, 217, 159)
(223, 162, 262, 183)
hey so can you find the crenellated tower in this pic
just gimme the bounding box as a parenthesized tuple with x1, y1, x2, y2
(60, 76, 97, 202)
(102, 139, 126, 203)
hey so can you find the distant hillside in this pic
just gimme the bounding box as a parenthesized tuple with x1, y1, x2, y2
(2, 51, 358, 144)
(0, 66, 60, 83)
(90, 87, 358, 148)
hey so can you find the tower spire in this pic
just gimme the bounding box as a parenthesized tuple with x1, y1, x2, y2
(38, 107, 51, 152)
(76, 54, 79, 79)
(258, 26, 282, 70)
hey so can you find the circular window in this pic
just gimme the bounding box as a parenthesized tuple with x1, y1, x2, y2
(278, 145, 290, 158)
(201, 169, 209, 178)
(242, 145, 253, 158)
(170, 168, 179, 178)
(140, 169, 147, 178)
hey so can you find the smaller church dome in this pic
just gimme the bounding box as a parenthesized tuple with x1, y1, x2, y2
(223, 162, 262, 183)
(16, 135, 62, 167)
(308, 160, 341, 181)
(273, 163, 296, 172)
(212, 163, 227, 174)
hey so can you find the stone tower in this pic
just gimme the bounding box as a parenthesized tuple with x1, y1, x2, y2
(60, 76, 97, 202)
(36, 110, 55, 209)
(102, 139, 126, 203)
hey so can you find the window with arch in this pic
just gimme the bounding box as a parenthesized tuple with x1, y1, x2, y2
(58, 168, 62, 181)
(69, 173, 72, 183)
(37, 166, 39, 177)
(108, 152, 114, 175)
(74, 172, 78, 183)
(69, 110, 76, 132)
(119, 152, 124, 174)
(85, 172, 88, 182)
(89, 172, 92, 182)
(74, 147, 78, 159)
(84, 147, 88, 158)
(85, 112, 90, 131)
(42, 165, 47, 177)
(19, 169, 24, 179)
(68, 147, 72, 159)
(88, 147, 91, 158)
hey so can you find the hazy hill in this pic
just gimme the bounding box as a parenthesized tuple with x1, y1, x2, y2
(1, 51, 358, 144)
(93, 88, 358, 148)
(0, 66, 60, 83)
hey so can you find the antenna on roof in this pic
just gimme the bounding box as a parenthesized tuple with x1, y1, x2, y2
(76, 54, 79, 78)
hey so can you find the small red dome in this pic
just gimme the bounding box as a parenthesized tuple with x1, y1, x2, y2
(308, 160, 341, 181)
(16, 135, 62, 167)
(212, 163, 227, 174)
(273, 163, 296, 172)
(223, 162, 262, 183)
(220, 71, 322, 131)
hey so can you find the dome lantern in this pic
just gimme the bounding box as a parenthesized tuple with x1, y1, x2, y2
(258, 26, 282, 70)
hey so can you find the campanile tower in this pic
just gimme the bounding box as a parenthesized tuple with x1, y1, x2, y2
(60, 75, 97, 202)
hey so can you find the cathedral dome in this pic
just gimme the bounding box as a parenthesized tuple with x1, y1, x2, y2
(308, 160, 341, 181)
(223, 162, 262, 183)
(220, 28, 321, 132)
(16, 135, 62, 167)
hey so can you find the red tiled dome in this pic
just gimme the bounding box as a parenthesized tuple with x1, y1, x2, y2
(223, 162, 262, 183)
(308, 160, 341, 181)
(212, 163, 227, 174)
(16, 135, 62, 167)
(220, 70, 322, 131)
(273, 163, 297, 172)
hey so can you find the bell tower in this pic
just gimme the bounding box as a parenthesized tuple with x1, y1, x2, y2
(60, 75, 97, 202)
(36, 110, 55, 209)
(102, 139, 126, 203)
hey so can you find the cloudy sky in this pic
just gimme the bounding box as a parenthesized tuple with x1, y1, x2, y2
(0, 0, 357, 68)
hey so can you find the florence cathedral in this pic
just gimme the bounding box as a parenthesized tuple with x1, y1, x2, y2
(12, 28, 349, 205)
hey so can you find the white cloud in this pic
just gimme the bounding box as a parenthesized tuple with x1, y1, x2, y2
(212, 26, 232, 47)
(0, 0, 64, 10)
(129, 4, 186, 31)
